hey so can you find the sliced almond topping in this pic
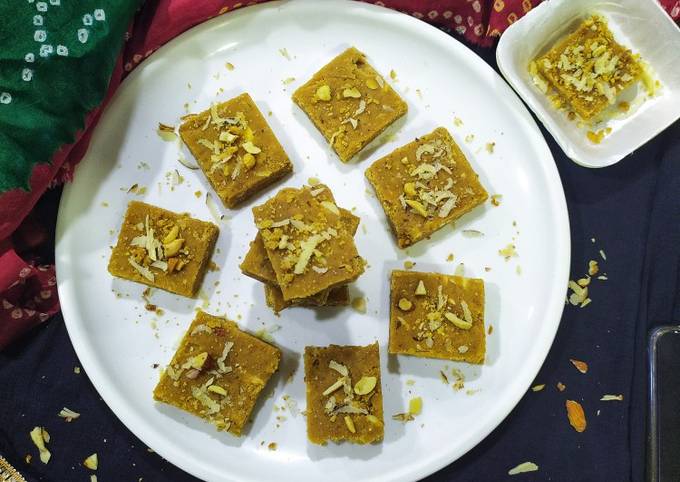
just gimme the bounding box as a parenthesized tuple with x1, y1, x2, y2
(444, 312, 471, 330)
(329, 360, 349, 377)
(128, 257, 154, 282)
(460, 300, 473, 324)
(163, 238, 184, 258)
(242, 141, 261, 154)
(570, 359, 589, 374)
(322, 378, 345, 397)
(58, 407, 80, 422)
(189, 352, 209, 370)
(294, 234, 322, 274)
(320, 201, 340, 215)
(414, 280, 427, 296)
(365, 78, 379, 89)
(600, 394, 623, 401)
(366, 414, 382, 426)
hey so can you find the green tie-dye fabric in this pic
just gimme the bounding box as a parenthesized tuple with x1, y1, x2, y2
(0, 1, 141, 193)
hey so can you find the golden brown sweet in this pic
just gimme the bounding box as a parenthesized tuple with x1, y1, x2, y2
(153, 311, 280, 435)
(179, 93, 293, 208)
(365, 127, 488, 248)
(304, 343, 384, 444)
(252, 186, 365, 301)
(389, 270, 485, 364)
(530, 15, 642, 121)
(292, 47, 407, 162)
(264, 284, 350, 313)
(107, 201, 218, 297)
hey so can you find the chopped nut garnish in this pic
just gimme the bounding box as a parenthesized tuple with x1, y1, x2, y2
(157, 123, 177, 142)
(365, 78, 379, 89)
(83, 453, 98, 470)
(398, 298, 413, 311)
(444, 311, 472, 330)
(315, 85, 331, 101)
(485, 142, 496, 154)
(499, 243, 518, 260)
(408, 396, 422, 415)
(344, 415, 356, 433)
(29, 427, 51, 464)
(414, 280, 427, 296)
(342, 87, 361, 98)
(490, 194, 502, 206)
(354, 376, 377, 395)
(351, 296, 367, 314)
(531, 384, 545, 392)
(508, 462, 539, 475)
(570, 359, 589, 374)
(588, 260, 599, 275)
(58, 407, 80, 422)
(566, 400, 587, 432)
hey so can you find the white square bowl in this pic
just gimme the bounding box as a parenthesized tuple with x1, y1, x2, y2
(497, 0, 680, 168)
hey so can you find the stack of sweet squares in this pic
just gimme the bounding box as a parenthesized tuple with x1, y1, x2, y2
(107, 45, 489, 445)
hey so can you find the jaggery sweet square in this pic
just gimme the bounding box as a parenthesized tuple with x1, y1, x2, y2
(153, 311, 281, 435)
(292, 47, 407, 162)
(179, 92, 293, 208)
(531, 15, 642, 121)
(252, 186, 365, 301)
(304, 343, 384, 445)
(108, 201, 218, 297)
(388, 270, 485, 364)
(365, 127, 488, 248)
(264, 284, 350, 313)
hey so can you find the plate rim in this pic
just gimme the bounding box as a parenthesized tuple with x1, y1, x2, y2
(55, 1, 571, 481)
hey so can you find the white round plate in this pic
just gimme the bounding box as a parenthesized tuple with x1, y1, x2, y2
(56, 1, 570, 481)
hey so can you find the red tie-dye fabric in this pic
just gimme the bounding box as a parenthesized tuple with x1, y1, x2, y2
(1, 0, 678, 349)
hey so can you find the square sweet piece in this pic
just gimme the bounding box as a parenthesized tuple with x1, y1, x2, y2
(153, 311, 281, 435)
(179, 93, 293, 208)
(108, 201, 218, 297)
(304, 343, 384, 445)
(365, 127, 488, 248)
(532, 15, 642, 121)
(252, 186, 365, 301)
(292, 47, 407, 162)
(240, 184, 360, 285)
(264, 284, 350, 313)
(388, 270, 485, 364)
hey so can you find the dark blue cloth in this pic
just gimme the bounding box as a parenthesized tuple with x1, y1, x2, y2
(1, 47, 678, 482)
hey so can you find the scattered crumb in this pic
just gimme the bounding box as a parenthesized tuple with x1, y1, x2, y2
(499, 243, 518, 260)
(58, 407, 80, 422)
(600, 394, 623, 401)
(351, 296, 367, 314)
(488, 325, 493, 335)
(485, 142, 496, 154)
(194, 190, 202, 198)
(392, 396, 421, 422)
(557, 382, 566, 391)
(403, 260, 415, 270)
(454, 263, 465, 276)
(405, 379, 415, 386)
(570, 359, 588, 374)
(484, 266, 491, 272)
(451, 368, 465, 391)
(278, 48, 291, 60)
(599, 249, 607, 261)
(29, 427, 51, 464)
(74, 366, 81, 374)
(490, 194, 502, 206)
(516, 265, 522, 275)
(588, 260, 599, 276)
(390, 69, 397, 81)
(464, 134, 475, 143)
(267, 442, 277, 451)
(531, 384, 545, 392)
(565, 400, 587, 432)
(462, 229, 484, 237)
(446, 253, 454, 262)
(439, 370, 449, 384)
(100, 201, 109, 207)
(453, 117, 463, 127)
(225, 62, 234, 71)
(25, 454, 32, 464)
(508, 462, 539, 475)
(83, 453, 98, 470)
(282, 77, 295, 85)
